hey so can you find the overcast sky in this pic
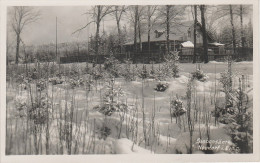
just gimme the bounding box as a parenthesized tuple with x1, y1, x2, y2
(7, 6, 118, 45)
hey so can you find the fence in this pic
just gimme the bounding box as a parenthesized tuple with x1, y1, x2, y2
(59, 47, 253, 64)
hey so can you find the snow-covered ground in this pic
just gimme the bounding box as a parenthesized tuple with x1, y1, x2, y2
(5, 62, 253, 154)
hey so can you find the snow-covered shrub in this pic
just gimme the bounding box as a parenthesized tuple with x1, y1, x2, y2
(230, 87, 252, 153)
(149, 67, 156, 79)
(163, 51, 180, 78)
(121, 59, 135, 81)
(69, 63, 80, 78)
(138, 65, 149, 80)
(155, 66, 167, 81)
(219, 58, 234, 108)
(28, 96, 52, 125)
(36, 79, 47, 91)
(191, 68, 208, 82)
(97, 126, 111, 140)
(93, 79, 127, 116)
(30, 67, 39, 80)
(16, 74, 32, 90)
(94, 103, 127, 116)
(15, 95, 28, 118)
(68, 78, 84, 89)
(170, 99, 187, 117)
(212, 106, 235, 123)
(221, 78, 253, 153)
(91, 66, 103, 81)
(85, 74, 94, 91)
(104, 53, 121, 78)
(154, 82, 169, 92)
(49, 76, 64, 85)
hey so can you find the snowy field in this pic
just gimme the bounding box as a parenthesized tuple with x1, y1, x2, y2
(6, 61, 253, 154)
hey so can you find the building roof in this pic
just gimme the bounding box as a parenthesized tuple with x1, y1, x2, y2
(124, 33, 184, 45)
(124, 20, 217, 46)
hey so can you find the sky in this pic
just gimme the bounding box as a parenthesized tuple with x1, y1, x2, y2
(7, 6, 118, 45)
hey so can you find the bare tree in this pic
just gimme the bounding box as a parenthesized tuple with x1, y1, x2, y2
(200, 5, 208, 63)
(229, 5, 237, 56)
(10, 6, 40, 64)
(158, 6, 186, 54)
(134, 6, 138, 53)
(137, 7, 145, 53)
(240, 5, 245, 49)
(146, 6, 158, 56)
(193, 5, 197, 63)
(112, 6, 127, 53)
(166, 5, 171, 54)
(127, 6, 145, 62)
(212, 5, 251, 57)
(73, 6, 114, 56)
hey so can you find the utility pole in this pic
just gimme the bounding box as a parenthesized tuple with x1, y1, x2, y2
(56, 17, 60, 73)
(86, 16, 89, 67)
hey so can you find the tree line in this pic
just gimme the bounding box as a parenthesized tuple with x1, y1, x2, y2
(8, 5, 253, 64)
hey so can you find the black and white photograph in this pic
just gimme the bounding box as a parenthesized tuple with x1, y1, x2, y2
(1, 0, 259, 162)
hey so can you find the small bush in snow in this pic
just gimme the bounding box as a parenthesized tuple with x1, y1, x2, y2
(97, 126, 111, 140)
(36, 79, 47, 91)
(69, 63, 80, 78)
(155, 66, 167, 81)
(138, 65, 149, 80)
(15, 95, 28, 118)
(49, 76, 64, 85)
(121, 59, 135, 81)
(163, 51, 180, 78)
(154, 82, 169, 92)
(85, 75, 94, 91)
(28, 96, 52, 125)
(94, 103, 128, 116)
(91, 66, 103, 81)
(191, 69, 208, 82)
(93, 78, 127, 116)
(68, 78, 84, 89)
(104, 53, 121, 78)
(170, 99, 187, 117)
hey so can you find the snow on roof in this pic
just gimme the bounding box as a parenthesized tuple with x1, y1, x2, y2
(208, 42, 225, 46)
(181, 41, 194, 48)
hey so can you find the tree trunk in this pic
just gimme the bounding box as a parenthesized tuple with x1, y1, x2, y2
(240, 5, 245, 59)
(133, 6, 138, 63)
(15, 33, 20, 64)
(166, 5, 170, 54)
(200, 5, 208, 63)
(95, 7, 101, 56)
(193, 5, 197, 63)
(95, 22, 100, 55)
(134, 6, 138, 53)
(240, 5, 244, 48)
(229, 5, 236, 57)
(148, 6, 151, 57)
(117, 20, 122, 53)
(115, 7, 122, 53)
(138, 17, 142, 52)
